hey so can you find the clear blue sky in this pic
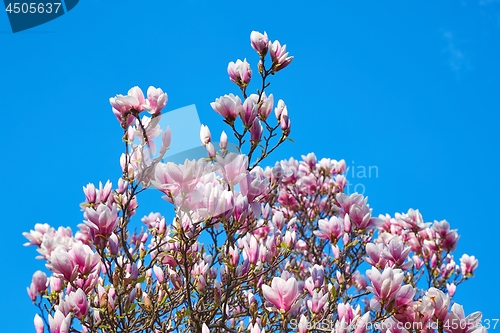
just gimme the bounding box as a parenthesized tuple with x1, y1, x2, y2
(1, 1, 499, 332)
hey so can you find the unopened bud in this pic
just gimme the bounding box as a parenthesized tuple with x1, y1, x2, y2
(206, 142, 216, 159)
(200, 124, 211, 146)
(143, 294, 152, 311)
(99, 292, 108, 309)
(220, 131, 228, 150)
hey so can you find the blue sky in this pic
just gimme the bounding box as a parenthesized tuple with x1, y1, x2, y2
(1, 1, 499, 332)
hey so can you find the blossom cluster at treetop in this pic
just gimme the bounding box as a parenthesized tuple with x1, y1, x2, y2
(24, 31, 485, 333)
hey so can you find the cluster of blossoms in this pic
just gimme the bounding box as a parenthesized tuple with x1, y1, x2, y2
(24, 31, 485, 333)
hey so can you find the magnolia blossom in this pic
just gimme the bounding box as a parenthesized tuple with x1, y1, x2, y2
(67, 288, 89, 319)
(366, 266, 404, 301)
(445, 304, 483, 333)
(200, 124, 211, 146)
(250, 31, 269, 55)
(460, 254, 478, 276)
(48, 310, 71, 333)
(269, 39, 293, 72)
(262, 275, 300, 314)
(31, 270, 47, 293)
(210, 94, 243, 123)
(34, 314, 44, 333)
(228, 58, 252, 87)
(84, 204, 118, 240)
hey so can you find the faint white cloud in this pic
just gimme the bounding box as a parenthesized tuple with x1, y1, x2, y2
(442, 31, 471, 81)
(478, 0, 500, 27)
(479, 0, 500, 5)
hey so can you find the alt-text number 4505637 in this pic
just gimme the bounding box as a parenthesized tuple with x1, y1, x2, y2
(5, 2, 62, 14)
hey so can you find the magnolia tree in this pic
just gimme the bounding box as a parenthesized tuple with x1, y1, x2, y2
(24, 31, 486, 333)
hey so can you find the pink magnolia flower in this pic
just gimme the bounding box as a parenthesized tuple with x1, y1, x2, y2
(393, 298, 434, 329)
(262, 275, 300, 314)
(381, 236, 413, 270)
(259, 93, 274, 120)
(227, 58, 252, 87)
(269, 40, 293, 72)
(298, 315, 309, 333)
(69, 243, 101, 275)
(153, 158, 210, 203)
(338, 302, 356, 324)
(250, 118, 263, 143)
(110, 94, 139, 124)
(107, 233, 119, 255)
(336, 193, 382, 230)
(366, 266, 404, 302)
(277, 101, 291, 134)
(433, 220, 459, 251)
(307, 290, 328, 314)
(241, 94, 259, 128)
(200, 124, 211, 146)
(447, 283, 457, 297)
(310, 264, 325, 288)
(460, 254, 478, 277)
(210, 94, 243, 123)
(31, 270, 48, 293)
(128, 86, 146, 109)
(67, 288, 89, 319)
(48, 309, 71, 333)
(153, 265, 165, 283)
(34, 314, 44, 333)
(82, 183, 97, 204)
(445, 304, 483, 333)
(395, 208, 429, 231)
(220, 131, 228, 150)
(46, 247, 79, 282)
(50, 276, 63, 292)
(314, 216, 344, 242)
(84, 204, 118, 240)
(228, 246, 240, 267)
(215, 153, 248, 188)
(145, 86, 168, 116)
(23, 223, 52, 246)
(275, 99, 287, 121)
(250, 31, 269, 55)
(109, 86, 154, 127)
(353, 313, 371, 333)
(242, 234, 259, 265)
(394, 284, 415, 308)
(205, 142, 216, 159)
(197, 182, 234, 219)
(27, 283, 37, 301)
(424, 287, 450, 322)
(239, 170, 268, 203)
(365, 243, 388, 269)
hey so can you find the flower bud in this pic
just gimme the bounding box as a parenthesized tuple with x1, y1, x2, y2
(206, 142, 216, 159)
(275, 99, 286, 120)
(200, 124, 211, 146)
(32, 271, 48, 294)
(250, 118, 263, 143)
(34, 314, 44, 333)
(220, 131, 228, 150)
